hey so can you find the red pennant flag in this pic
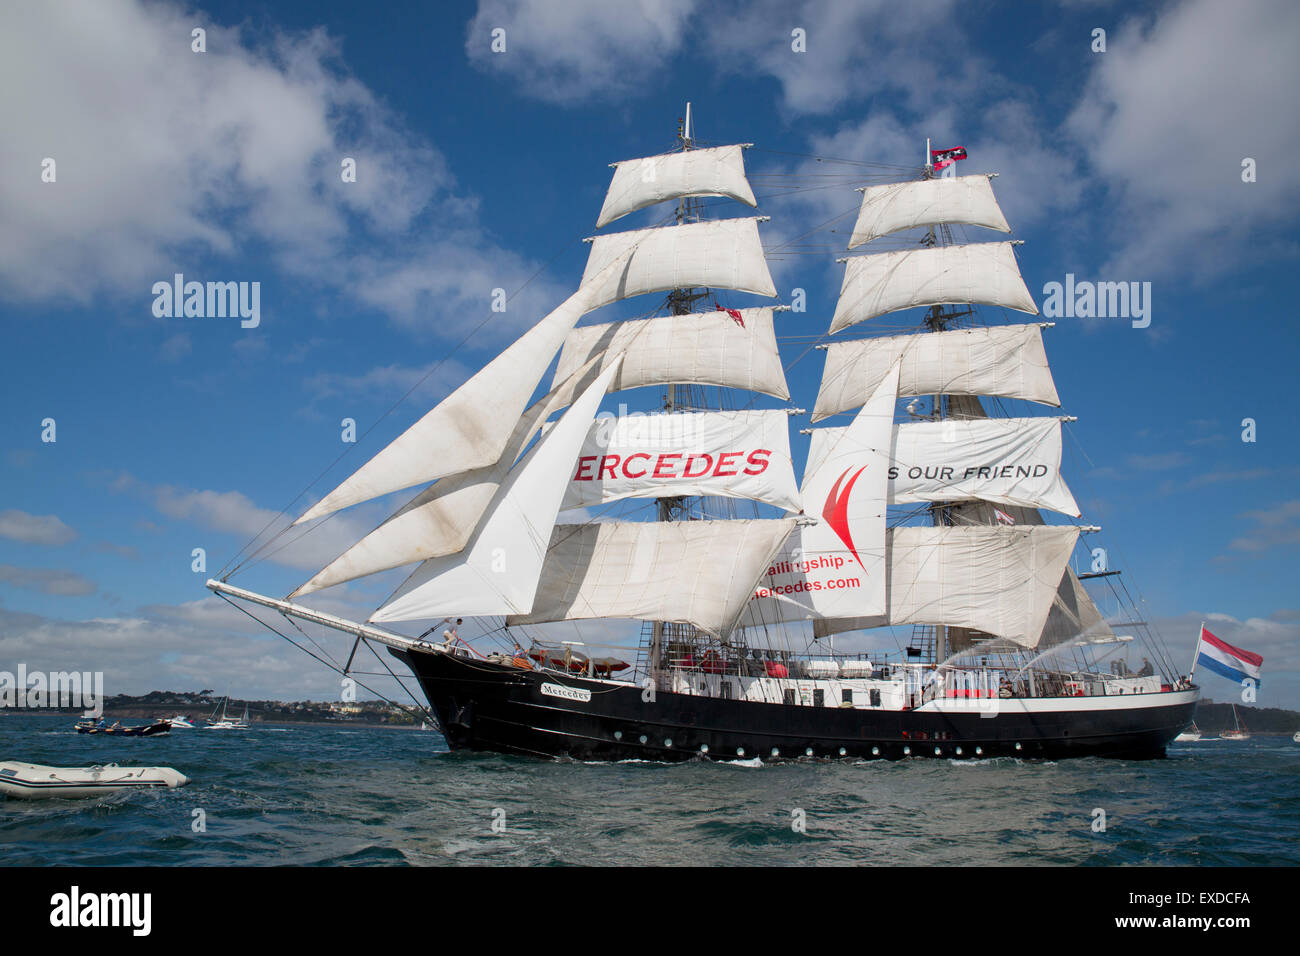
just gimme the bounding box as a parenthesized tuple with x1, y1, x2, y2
(931, 146, 968, 170)
(715, 303, 744, 328)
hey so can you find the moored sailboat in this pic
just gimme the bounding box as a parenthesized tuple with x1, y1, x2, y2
(207, 107, 1198, 761)
(1220, 704, 1250, 740)
(205, 697, 249, 730)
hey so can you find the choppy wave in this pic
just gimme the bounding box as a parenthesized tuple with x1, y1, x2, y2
(2, 714, 1297, 866)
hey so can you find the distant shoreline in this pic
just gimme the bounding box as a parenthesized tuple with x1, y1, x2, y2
(0, 710, 430, 730)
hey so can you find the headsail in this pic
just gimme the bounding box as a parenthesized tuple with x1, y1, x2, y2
(597, 145, 757, 229)
(553, 307, 790, 400)
(291, 355, 606, 597)
(297, 252, 636, 524)
(812, 323, 1059, 421)
(849, 175, 1010, 247)
(581, 218, 777, 312)
(505, 518, 797, 638)
(368, 357, 624, 623)
(830, 242, 1038, 334)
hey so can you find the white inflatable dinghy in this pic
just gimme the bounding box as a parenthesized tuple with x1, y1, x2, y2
(0, 761, 189, 799)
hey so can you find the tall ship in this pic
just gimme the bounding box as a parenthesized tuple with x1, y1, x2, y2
(209, 107, 1198, 761)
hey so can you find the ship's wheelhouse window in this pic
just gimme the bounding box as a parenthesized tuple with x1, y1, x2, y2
(844, 690, 856, 706)
(783, 688, 796, 706)
(720, 679, 732, 700)
(870, 689, 882, 707)
(813, 689, 825, 707)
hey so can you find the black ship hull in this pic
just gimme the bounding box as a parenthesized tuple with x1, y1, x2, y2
(395, 647, 1198, 761)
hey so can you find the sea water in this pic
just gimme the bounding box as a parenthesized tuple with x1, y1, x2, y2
(2, 713, 1296, 866)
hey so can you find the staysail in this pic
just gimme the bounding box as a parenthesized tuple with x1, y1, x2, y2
(597, 145, 757, 229)
(848, 175, 1010, 247)
(368, 358, 624, 623)
(291, 355, 607, 597)
(297, 252, 638, 524)
(812, 323, 1059, 421)
(742, 364, 899, 625)
(830, 242, 1038, 334)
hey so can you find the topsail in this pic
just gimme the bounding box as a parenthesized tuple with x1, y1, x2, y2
(849, 175, 1010, 247)
(597, 145, 757, 229)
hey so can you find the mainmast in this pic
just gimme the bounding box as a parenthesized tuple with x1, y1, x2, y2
(651, 102, 710, 684)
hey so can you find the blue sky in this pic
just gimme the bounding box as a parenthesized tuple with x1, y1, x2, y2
(1, 0, 1298, 706)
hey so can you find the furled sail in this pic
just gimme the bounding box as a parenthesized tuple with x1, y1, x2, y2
(597, 145, 757, 229)
(812, 323, 1059, 421)
(297, 252, 635, 524)
(805, 417, 1079, 517)
(829, 242, 1038, 334)
(506, 518, 798, 637)
(552, 307, 789, 400)
(291, 356, 607, 597)
(581, 218, 777, 312)
(560, 409, 801, 513)
(795, 525, 1080, 647)
(848, 175, 1010, 247)
(369, 358, 624, 623)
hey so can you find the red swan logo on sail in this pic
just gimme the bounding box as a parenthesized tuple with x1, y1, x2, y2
(822, 465, 869, 571)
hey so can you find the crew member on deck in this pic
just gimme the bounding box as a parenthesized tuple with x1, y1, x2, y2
(1138, 657, 1154, 677)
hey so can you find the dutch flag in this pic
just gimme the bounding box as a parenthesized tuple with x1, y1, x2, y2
(1194, 624, 1263, 685)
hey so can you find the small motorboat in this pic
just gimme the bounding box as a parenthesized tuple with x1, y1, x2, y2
(0, 761, 189, 799)
(75, 719, 172, 737)
(1293, 731, 1300, 743)
(1174, 722, 1202, 742)
(166, 715, 196, 728)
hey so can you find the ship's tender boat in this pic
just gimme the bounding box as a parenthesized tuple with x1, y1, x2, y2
(0, 761, 188, 799)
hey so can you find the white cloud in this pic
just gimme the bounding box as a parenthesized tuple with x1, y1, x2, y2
(702, 0, 964, 117)
(465, 0, 697, 104)
(0, 564, 97, 597)
(1067, 0, 1300, 276)
(110, 472, 387, 573)
(0, 604, 399, 701)
(0, 509, 77, 546)
(0, 0, 561, 336)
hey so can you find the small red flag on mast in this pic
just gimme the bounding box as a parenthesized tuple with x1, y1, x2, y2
(715, 303, 745, 328)
(931, 146, 968, 170)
